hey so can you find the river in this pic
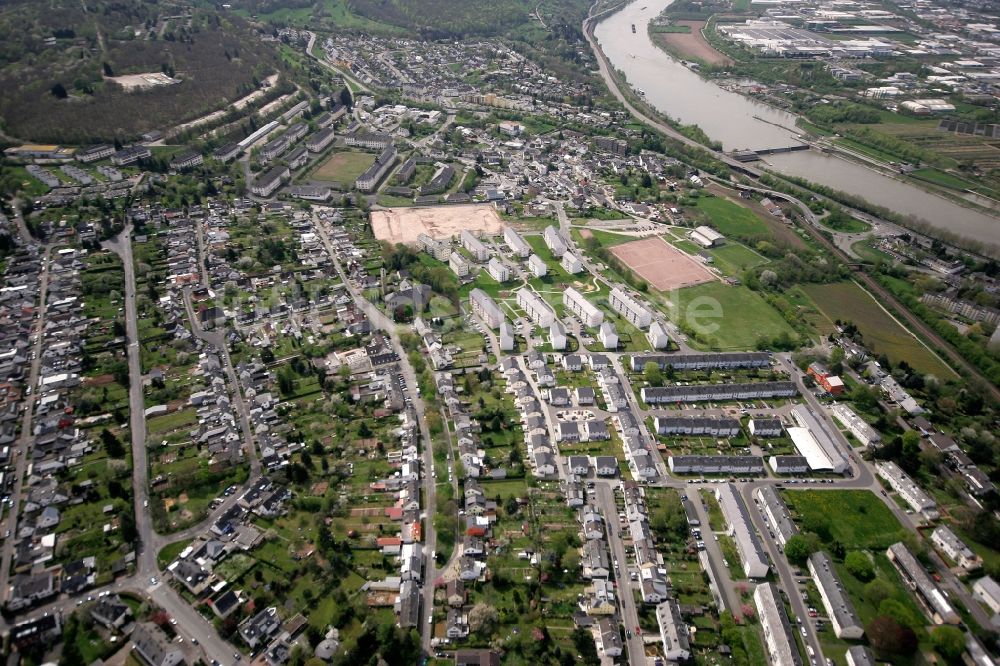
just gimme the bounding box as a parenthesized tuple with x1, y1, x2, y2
(593, 0, 1000, 248)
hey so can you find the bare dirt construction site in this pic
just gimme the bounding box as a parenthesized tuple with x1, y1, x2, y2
(371, 205, 506, 244)
(652, 22, 733, 66)
(106, 72, 181, 90)
(611, 236, 716, 291)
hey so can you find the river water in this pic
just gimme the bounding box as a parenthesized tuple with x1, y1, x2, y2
(593, 0, 1000, 247)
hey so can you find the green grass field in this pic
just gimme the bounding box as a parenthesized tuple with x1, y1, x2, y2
(706, 243, 768, 276)
(575, 228, 634, 247)
(782, 489, 909, 550)
(692, 196, 772, 242)
(670, 281, 795, 350)
(800, 281, 955, 378)
(313, 151, 376, 185)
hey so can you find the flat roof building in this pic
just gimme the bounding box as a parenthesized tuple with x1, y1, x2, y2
(790, 404, 848, 473)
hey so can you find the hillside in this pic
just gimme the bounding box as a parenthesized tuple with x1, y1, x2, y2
(0, 0, 285, 143)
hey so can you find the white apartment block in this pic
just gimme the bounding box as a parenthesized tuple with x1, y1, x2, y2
(461, 230, 490, 261)
(488, 257, 511, 282)
(754, 583, 802, 666)
(563, 287, 604, 327)
(561, 252, 584, 274)
(503, 227, 531, 258)
(499, 321, 515, 351)
(528, 254, 547, 278)
(449, 252, 471, 278)
(830, 403, 881, 447)
(543, 225, 568, 256)
(417, 233, 450, 261)
(516, 288, 556, 327)
(599, 322, 618, 350)
(716, 483, 769, 578)
(647, 321, 670, 349)
(930, 526, 981, 571)
(609, 287, 653, 329)
(876, 461, 939, 519)
(469, 289, 504, 329)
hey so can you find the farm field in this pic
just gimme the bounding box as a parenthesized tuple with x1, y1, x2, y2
(781, 489, 909, 550)
(799, 281, 955, 378)
(313, 151, 376, 185)
(668, 281, 796, 350)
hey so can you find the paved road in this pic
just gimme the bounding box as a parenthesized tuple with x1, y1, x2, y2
(0, 245, 51, 605)
(593, 481, 646, 662)
(312, 211, 439, 652)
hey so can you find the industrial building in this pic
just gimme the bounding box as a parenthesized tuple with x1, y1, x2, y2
(563, 287, 604, 327)
(690, 225, 725, 248)
(808, 552, 864, 639)
(789, 404, 848, 473)
(716, 483, 770, 578)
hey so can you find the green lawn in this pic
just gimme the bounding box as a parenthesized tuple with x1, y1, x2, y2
(313, 151, 376, 185)
(692, 196, 772, 242)
(669, 281, 796, 350)
(573, 228, 633, 248)
(800, 281, 955, 378)
(782, 489, 909, 550)
(706, 243, 768, 276)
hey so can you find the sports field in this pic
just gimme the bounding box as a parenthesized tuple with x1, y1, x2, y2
(313, 151, 376, 184)
(671, 281, 795, 350)
(610, 236, 715, 291)
(370, 205, 505, 244)
(800, 281, 955, 378)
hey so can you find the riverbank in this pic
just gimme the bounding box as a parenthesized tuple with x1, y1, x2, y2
(649, 20, 732, 66)
(591, 0, 1000, 253)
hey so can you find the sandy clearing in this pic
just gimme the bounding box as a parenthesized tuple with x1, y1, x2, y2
(371, 205, 505, 244)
